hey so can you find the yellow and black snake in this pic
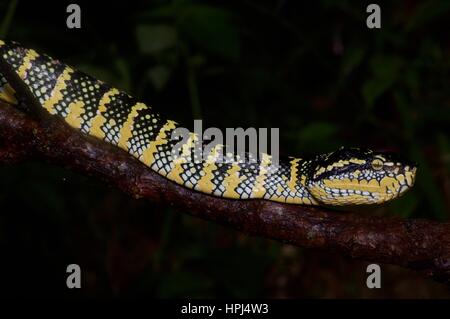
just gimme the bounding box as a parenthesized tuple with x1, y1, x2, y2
(0, 40, 417, 206)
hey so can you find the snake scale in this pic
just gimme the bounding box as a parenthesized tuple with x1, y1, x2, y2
(0, 40, 416, 206)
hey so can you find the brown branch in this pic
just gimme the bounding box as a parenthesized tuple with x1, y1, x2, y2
(1, 102, 450, 285)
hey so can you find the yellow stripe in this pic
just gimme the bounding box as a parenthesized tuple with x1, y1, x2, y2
(0, 83, 17, 105)
(65, 100, 85, 129)
(251, 153, 271, 198)
(405, 171, 414, 186)
(89, 88, 119, 139)
(0, 40, 4, 47)
(178, 132, 198, 158)
(320, 194, 371, 206)
(314, 166, 326, 179)
(196, 162, 217, 193)
(350, 159, 366, 165)
(43, 67, 74, 114)
(17, 49, 39, 79)
(287, 158, 301, 192)
(380, 176, 400, 193)
(223, 163, 245, 198)
(323, 177, 388, 193)
(283, 197, 306, 204)
(196, 144, 222, 193)
(166, 132, 199, 184)
(300, 197, 317, 205)
(166, 157, 187, 185)
(140, 120, 177, 166)
(117, 102, 148, 150)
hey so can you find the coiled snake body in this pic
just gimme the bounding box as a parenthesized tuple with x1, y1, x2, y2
(0, 40, 416, 206)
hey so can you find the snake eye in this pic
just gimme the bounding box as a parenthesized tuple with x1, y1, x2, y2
(371, 158, 384, 170)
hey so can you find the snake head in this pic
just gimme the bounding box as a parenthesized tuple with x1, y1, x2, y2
(305, 147, 417, 206)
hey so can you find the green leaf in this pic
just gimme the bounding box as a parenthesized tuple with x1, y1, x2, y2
(437, 133, 450, 172)
(0, 0, 18, 37)
(362, 55, 402, 107)
(390, 192, 418, 218)
(147, 65, 171, 91)
(136, 24, 178, 54)
(411, 147, 448, 221)
(76, 64, 119, 87)
(341, 45, 365, 77)
(298, 122, 338, 143)
(370, 55, 402, 79)
(157, 271, 212, 298)
(362, 78, 394, 107)
(177, 5, 240, 59)
(403, 67, 419, 92)
(406, 0, 450, 31)
(114, 58, 131, 92)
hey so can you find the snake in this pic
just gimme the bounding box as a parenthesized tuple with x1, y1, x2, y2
(0, 40, 417, 206)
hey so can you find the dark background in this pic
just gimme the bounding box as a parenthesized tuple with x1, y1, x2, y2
(0, 0, 449, 298)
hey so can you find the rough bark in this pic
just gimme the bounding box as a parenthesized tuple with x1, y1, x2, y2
(1, 103, 449, 285)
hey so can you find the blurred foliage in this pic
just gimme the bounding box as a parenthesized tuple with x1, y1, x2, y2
(0, 0, 449, 298)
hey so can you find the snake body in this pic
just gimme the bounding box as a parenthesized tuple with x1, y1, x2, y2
(0, 40, 416, 206)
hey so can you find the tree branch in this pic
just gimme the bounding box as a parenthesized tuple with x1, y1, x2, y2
(1, 102, 449, 285)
